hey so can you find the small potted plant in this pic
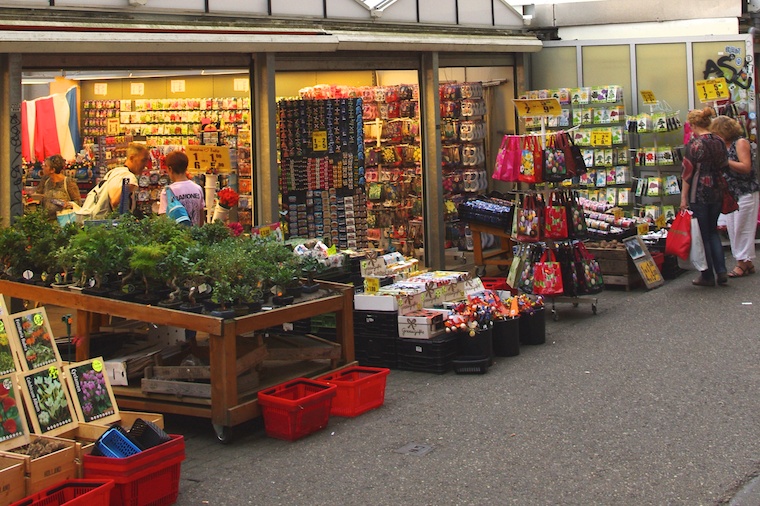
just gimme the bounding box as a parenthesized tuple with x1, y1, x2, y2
(212, 187, 239, 223)
(299, 255, 326, 294)
(270, 260, 300, 306)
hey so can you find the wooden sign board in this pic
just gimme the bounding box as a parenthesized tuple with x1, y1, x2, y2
(63, 358, 120, 425)
(186, 145, 232, 174)
(513, 98, 562, 118)
(623, 235, 664, 289)
(18, 365, 78, 437)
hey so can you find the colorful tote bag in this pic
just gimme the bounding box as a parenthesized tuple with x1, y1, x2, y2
(544, 192, 569, 240)
(533, 248, 565, 296)
(519, 136, 543, 184)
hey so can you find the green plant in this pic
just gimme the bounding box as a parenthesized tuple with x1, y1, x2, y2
(0, 226, 27, 278)
(190, 220, 231, 246)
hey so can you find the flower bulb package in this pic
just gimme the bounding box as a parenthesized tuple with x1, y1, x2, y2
(18, 364, 77, 437)
(0, 373, 30, 451)
(63, 358, 120, 425)
(7, 308, 61, 372)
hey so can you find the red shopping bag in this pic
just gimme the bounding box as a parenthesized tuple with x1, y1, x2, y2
(665, 210, 691, 260)
(544, 192, 569, 240)
(533, 248, 564, 296)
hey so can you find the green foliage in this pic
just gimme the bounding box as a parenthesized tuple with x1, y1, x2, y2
(190, 220, 231, 246)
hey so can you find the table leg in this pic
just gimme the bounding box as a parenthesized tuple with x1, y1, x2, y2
(209, 320, 238, 430)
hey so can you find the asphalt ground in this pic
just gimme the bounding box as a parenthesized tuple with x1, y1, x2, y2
(165, 251, 760, 506)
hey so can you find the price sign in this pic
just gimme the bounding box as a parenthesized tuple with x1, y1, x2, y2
(696, 78, 729, 102)
(106, 117, 120, 136)
(312, 131, 328, 152)
(654, 214, 667, 229)
(513, 98, 562, 118)
(186, 145, 232, 174)
(623, 236, 664, 289)
(637, 223, 650, 236)
(365, 277, 380, 294)
(640, 90, 657, 105)
(590, 129, 612, 146)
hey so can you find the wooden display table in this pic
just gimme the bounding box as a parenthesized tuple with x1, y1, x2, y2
(0, 280, 355, 442)
(466, 222, 514, 277)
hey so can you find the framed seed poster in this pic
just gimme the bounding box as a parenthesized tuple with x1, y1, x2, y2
(0, 373, 30, 451)
(19, 365, 77, 437)
(0, 317, 19, 376)
(63, 358, 119, 425)
(8, 308, 61, 372)
(623, 235, 664, 289)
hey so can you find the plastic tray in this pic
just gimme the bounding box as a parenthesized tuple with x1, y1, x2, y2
(10, 480, 114, 506)
(128, 418, 171, 450)
(83, 435, 185, 506)
(453, 356, 490, 374)
(95, 427, 143, 458)
(257, 378, 337, 441)
(316, 366, 390, 417)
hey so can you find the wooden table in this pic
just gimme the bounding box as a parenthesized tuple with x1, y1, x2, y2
(0, 279, 355, 442)
(465, 222, 514, 277)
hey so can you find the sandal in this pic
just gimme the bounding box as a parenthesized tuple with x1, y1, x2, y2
(748, 264, 756, 274)
(727, 265, 750, 278)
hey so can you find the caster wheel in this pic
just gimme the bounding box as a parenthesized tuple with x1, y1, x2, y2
(592, 304, 597, 315)
(213, 423, 234, 444)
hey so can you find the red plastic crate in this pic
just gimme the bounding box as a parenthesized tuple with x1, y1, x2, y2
(480, 277, 517, 295)
(316, 366, 390, 417)
(10, 480, 114, 506)
(257, 378, 337, 441)
(651, 252, 664, 273)
(82, 435, 185, 506)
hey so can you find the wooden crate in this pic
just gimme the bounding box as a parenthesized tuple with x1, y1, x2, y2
(585, 247, 642, 290)
(0, 454, 26, 506)
(1, 435, 77, 496)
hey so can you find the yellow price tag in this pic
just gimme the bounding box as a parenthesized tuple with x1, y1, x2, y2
(638, 259, 662, 284)
(48, 366, 59, 379)
(312, 131, 328, 152)
(640, 90, 657, 105)
(696, 78, 729, 102)
(637, 223, 650, 235)
(92, 359, 103, 373)
(655, 214, 667, 229)
(327, 245, 337, 255)
(365, 277, 380, 294)
(590, 129, 613, 147)
(258, 226, 271, 238)
(186, 145, 232, 174)
(33, 313, 43, 326)
(513, 98, 562, 118)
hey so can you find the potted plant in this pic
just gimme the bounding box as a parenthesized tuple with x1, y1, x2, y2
(298, 254, 326, 294)
(270, 259, 300, 306)
(212, 187, 239, 223)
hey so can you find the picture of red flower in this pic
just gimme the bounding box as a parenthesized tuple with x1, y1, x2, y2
(0, 376, 24, 443)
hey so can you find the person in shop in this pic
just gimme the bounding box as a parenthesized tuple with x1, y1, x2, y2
(38, 154, 82, 221)
(709, 115, 760, 278)
(107, 142, 150, 213)
(157, 150, 205, 227)
(680, 107, 730, 287)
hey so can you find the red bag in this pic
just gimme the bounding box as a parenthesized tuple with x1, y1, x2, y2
(533, 248, 564, 296)
(519, 136, 543, 184)
(544, 192, 569, 240)
(665, 210, 691, 260)
(493, 135, 521, 183)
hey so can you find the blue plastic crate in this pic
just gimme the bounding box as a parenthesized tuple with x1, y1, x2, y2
(95, 427, 143, 458)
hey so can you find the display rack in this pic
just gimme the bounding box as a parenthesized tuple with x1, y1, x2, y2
(0, 279, 355, 443)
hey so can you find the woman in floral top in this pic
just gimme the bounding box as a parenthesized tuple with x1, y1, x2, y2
(710, 115, 760, 277)
(680, 107, 730, 286)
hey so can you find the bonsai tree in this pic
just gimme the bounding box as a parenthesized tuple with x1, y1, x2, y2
(298, 254, 327, 292)
(189, 220, 232, 246)
(60, 224, 127, 289)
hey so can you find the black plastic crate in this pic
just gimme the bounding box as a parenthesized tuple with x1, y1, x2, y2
(354, 335, 397, 368)
(396, 333, 458, 374)
(453, 356, 490, 374)
(354, 310, 399, 338)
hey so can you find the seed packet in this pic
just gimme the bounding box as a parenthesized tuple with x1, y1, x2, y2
(63, 358, 120, 425)
(647, 177, 662, 197)
(7, 308, 61, 372)
(0, 373, 30, 450)
(19, 365, 77, 437)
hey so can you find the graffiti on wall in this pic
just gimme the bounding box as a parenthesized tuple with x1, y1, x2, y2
(9, 111, 24, 221)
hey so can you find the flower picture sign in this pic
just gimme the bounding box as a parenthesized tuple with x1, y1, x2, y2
(0, 374, 30, 451)
(8, 308, 61, 372)
(19, 365, 77, 437)
(0, 318, 19, 376)
(63, 358, 119, 425)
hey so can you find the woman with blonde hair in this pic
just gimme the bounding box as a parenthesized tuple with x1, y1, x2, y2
(709, 115, 759, 277)
(680, 107, 730, 286)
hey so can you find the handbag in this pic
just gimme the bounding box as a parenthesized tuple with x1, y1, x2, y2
(677, 214, 707, 271)
(574, 242, 604, 294)
(561, 133, 588, 176)
(507, 242, 527, 289)
(565, 190, 588, 239)
(543, 133, 569, 182)
(718, 174, 739, 214)
(519, 136, 543, 184)
(517, 243, 541, 294)
(533, 248, 565, 296)
(515, 194, 542, 242)
(544, 192, 569, 240)
(665, 210, 691, 260)
(556, 242, 580, 297)
(165, 186, 191, 226)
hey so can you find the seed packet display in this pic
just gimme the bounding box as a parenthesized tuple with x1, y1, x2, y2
(0, 318, 18, 376)
(63, 358, 119, 425)
(19, 365, 77, 437)
(0, 373, 30, 451)
(8, 308, 61, 372)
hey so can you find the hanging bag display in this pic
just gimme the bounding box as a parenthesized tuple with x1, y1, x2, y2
(519, 135, 543, 184)
(543, 191, 569, 240)
(665, 210, 691, 260)
(543, 133, 569, 182)
(574, 242, 604, 294)
(493, 135, 521, 183)
(507, 242, 527, 289)
(517, 243, 542, 294)
(556, 242, 580, 297)
(566, 190, 588, 239)
(533, 248, 565, 296)
(515, 194, 542, 242)
(492, 135, 511, 182)
(562, 134, 588, 176)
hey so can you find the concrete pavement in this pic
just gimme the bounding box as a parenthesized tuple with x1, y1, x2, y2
(165, 256, 760, 506)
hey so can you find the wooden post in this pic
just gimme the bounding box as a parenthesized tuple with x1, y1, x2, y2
(209, 319, 238, 428)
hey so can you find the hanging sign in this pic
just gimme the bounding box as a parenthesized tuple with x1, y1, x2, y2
(640, 90, 657, 105)
(186, 145, 232, 174)
(623, 235, 664, 289)
(513, 98, 562, 118)
(590, 129, 613, 147)
(130, 83, 145, 96)
(695, 78, 729, 102)
(312, 131, 328, 152)
(93, 83, 108, 96)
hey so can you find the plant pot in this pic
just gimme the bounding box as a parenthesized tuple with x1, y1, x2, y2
(272, 294, 295, 306)
(456, 326, 494, 365)
(212, 204, 231, 223)
(210, 308, 236, 319)
(106, 288, 137, 302)
(247, 300, 263, 313)
(232, 304, 250, 317)
(133, 293, 163, 306)
(82, 286, 112, 298)
(285, 285, 303, 298)
(50, 283, 73, 291)
(492, 317, 520, 357)
(158, 299, 184, 310)
(301, 283, 320, 294)
(519, 308, 546, 345)
(179, 302, 204, 314)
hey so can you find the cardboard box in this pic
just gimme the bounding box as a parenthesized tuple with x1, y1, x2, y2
(377, 284, 426, 315)
(354, 293, 398, 312)
(397, 310, 446, 339)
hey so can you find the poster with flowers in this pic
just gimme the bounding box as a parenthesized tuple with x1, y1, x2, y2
(0, 317, 19, 376)
(8, 308, 61, 372)
(0, 374, 30, 451)
(63, 358, 119, 425)
(19, 365, 77, 437)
